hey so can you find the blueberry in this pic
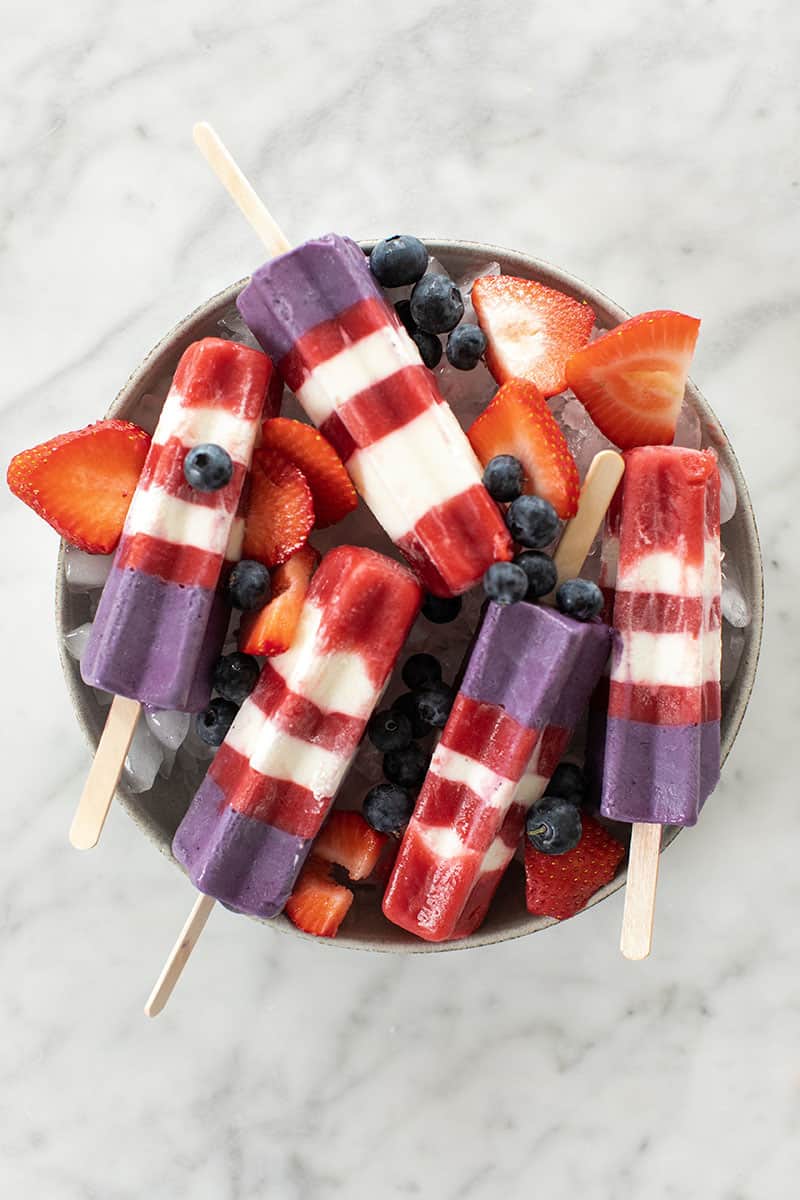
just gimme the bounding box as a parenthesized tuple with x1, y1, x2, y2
(515, 550, 558, 600)
(367, 708, 413, 753)
(506, 494, 560, 548)
(411, 328, 443, 369)
(414, 682, 455, 729)
(555, 578, 604, 621)
(410, 273, 465, 334)
(421, 592, 462, 624)
(548, 761, 586, 802)
(195, 697, 239, 747)
(228, 560, 271, 611)
(401, 652, 442, 691)
(525, 796, 583, 856)
(213, 651, 260, 705)
(363, 782, 415, 836)
(370, 235, 429, 287)
(384, 744, 429, 789)
(483, 561, 529, 605)
(483, 455, 525, 502)
(392, 692, 434, 739)
(446, 323, 487, 370)
(395, 299, 416, 332)
(183, 443, 233, 492)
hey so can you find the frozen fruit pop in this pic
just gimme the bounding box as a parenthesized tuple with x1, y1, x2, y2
(81, 338, 275, 712)
(173, 545, 421, 918)
(236, 233, 512, 596)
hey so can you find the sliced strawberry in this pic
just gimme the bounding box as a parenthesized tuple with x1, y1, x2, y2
(243, 447, 314, 568)
(238, 542, 319, 656)
(565, 310, 701, 450)
(525, 813, 626, 920)
(472, 275, 595, 397)
(285, 856, 353, 937)
(259, 417, 357, 528)
(467, 379, 580, 518)
(313, 810, 388, 881)
(7, 419, 151, 553)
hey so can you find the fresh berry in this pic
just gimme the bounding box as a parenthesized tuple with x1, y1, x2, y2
(411, 329, 443, 369)
(258, 418, 357, 527)
(525, 796, 583, 855)
(238, 543, 319, 656)
(506, 495, 560, 548)
(363, 783, 415, 837)
(313, 810, 388, 880)
(525, 813, 625, 919)
(384, 744, 429, 789)
(228, 559, 272, 611)
(410, 273, 464, 334)
(467, 379, 580, 518)
(243, 447, 314, 567)
(367, 709, 413, 753)
(285, 856, 353, 937)
(483, 561, 529, 605)
(7, 420, 150, 553)
(482, 454, 525, 502)
(401, 652, 442, 691)
(565, 310, 701, 449)
(183, 443, 233, 491)
(555, 578, 603, 621)
(392, 692, 434, 739)
(446, 323, 487, 370)
(421, 592, 462, 624)
(395, 299, 416, 332)
(472, 274, 595, 396)
(370, 235, 429, 287)
(213, 651, 260, 705)
(414, 682, 455, 728)
(195, 697, 239, 747)
(548, 761, 586, 802)
(515, 550, 557, 600)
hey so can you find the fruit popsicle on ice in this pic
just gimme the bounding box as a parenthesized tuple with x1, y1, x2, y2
(81, 338, 275, 712)
(173, 545, 421, 918)
(236, 233, 513, 596)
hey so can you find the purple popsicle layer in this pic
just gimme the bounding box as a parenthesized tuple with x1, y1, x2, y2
(601, 719, 720, 827)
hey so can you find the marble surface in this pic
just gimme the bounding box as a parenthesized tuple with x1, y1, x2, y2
(2, 2, 798, 1197)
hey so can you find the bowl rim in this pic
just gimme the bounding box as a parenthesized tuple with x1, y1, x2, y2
(55, 238, 765, 953)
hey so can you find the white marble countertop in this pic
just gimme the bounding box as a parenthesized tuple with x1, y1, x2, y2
(3, 2, 798, 1196)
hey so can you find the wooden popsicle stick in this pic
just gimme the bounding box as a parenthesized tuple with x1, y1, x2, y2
(620, 822, 662, 960)
(193, 121, 292, 258)
(553, 449, 625, 583)
(145, 893, 216, 1018)
(69, 695, 141, 849)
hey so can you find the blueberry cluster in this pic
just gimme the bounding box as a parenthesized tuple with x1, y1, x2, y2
(525, 762, 587, 855)
(195, 650, 261, 746)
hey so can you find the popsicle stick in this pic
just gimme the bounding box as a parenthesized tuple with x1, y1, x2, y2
(193, 121, 292, 258)
(620, 822, 662, 960)
(145, 893, 216, 1018)
(553, 449, 625, 583)
(69, 696, 141, 849)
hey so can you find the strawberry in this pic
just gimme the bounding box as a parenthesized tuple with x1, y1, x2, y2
(313, 810, 388, 881)
(260, 417, 357, 528)
(285, 856, 353, 937)
(525, 813, 626, 920)
(7, 420, 151, 553)
(467, 379, 580, 518)
(472, 275, 595, 397)
(238, 542, 319, 656)
(242, 447, 314, 567)
(565, 310, 701, 450)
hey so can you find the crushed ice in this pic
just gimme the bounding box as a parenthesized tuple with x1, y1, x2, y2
(123, 714, 164, 794)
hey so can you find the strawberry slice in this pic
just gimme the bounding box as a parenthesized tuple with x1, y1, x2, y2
(565, 310, 701, 449)
(525, 813, 626, 920)
(243, 447, 315, 567)
(7, 420, 151, 553)
(285, 856, 353, 937)
(313, 810, 388, 881)
(472, 275, 595, 397)
(467, 379, 580, 518)
(238, 542, 319, 656)
(260, 417, 357, 528)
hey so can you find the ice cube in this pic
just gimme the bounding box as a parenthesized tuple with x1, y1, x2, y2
(552, 392, 616, 480)
(456, 260, 500, 323)
(123, 715, 164, 794)
(672, 402, 702, 450)
(63, 622, 94, 661)
(217, 310, 262, 351)
(180, 719, 217, 762)
(158, 746, 177, 780)
(721, 623, 746, 688)
(719, 462, 737, 524)
(93, 688, 113, 708)
(145, 708, 191, 751)
(721, 556, 751, 628)
(64, 545, 113, 592)
(129, 392, 165, 434)
(437, 357, 496, 429)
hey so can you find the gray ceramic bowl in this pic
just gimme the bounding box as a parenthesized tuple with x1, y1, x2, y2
(56, 240, 763, 951)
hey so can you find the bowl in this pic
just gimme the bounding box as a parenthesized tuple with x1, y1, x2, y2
(55, 240, 764, 951)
